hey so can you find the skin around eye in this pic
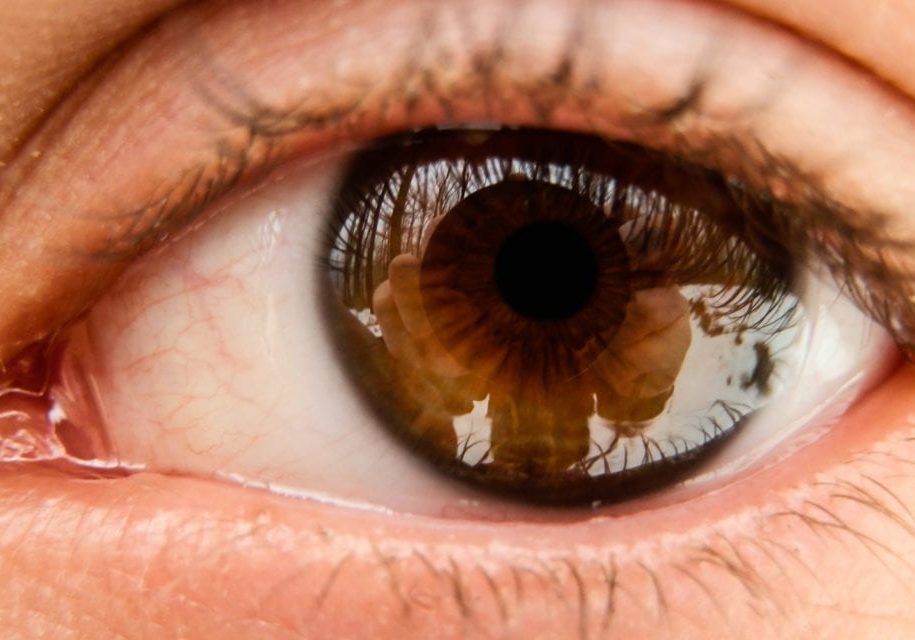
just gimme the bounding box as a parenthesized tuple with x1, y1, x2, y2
(0, 0, 187, 160)
(3, 1, 915, 639)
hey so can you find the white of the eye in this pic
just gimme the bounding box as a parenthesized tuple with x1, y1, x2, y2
(686, 270, 895, 484)
(60, 155, 895, 518)
(67, 157, 488, 515)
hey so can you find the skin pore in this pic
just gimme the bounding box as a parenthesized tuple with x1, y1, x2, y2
(2, 0, 915, 638)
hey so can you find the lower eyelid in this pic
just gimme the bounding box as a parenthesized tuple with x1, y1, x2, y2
(3, 366, 915, 638)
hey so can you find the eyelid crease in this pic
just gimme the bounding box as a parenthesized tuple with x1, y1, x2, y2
(1, 0, 915, 366)
(723, 0, 915, 110)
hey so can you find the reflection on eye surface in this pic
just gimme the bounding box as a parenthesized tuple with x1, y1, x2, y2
(323, 127, 812, 504)
(0, 123, 891, 516)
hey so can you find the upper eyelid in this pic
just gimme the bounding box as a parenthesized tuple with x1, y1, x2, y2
(1, 0, 915, 364)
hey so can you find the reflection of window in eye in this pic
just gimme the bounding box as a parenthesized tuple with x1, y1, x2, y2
(3, 1, 915, 639)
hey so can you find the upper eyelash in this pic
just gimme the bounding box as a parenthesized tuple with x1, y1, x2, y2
(326, 128, 797, 333)
(100, 108, 912, 356)
(75, 17, 915, 361)
(714, 143, 915, 358)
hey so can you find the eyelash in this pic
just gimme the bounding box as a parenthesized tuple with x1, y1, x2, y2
(101, 78, 915, 369)
(43, 0, 905, 379)
(325, 127, 797, 333)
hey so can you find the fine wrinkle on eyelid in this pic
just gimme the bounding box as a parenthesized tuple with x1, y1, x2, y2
(725, 0, 915, 110)
(0, 0, 194, 161)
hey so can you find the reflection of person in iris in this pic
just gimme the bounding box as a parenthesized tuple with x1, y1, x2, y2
(373, 208, 692, 478)
(373, 172, 690, 478)
(3, 1, 915, 639)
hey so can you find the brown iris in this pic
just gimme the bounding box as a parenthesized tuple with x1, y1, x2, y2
(419, 180, 631, 480)
(421, 180, 631, 389)
(321, 128, 797, 504)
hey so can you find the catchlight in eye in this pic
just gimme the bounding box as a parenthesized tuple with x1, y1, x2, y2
(321, 128, 809, 505)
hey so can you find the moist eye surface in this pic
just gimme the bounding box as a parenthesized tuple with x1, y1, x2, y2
(320, 127, 803, 505)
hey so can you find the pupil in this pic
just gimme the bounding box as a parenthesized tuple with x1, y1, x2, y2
(493, 221, 599, 320)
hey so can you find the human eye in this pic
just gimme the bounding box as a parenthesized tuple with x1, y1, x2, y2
(3, 0, 915, 638)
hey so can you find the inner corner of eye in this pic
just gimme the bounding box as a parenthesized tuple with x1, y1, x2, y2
(317, 127, 893, 507)
(0, 126, 894, 516)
